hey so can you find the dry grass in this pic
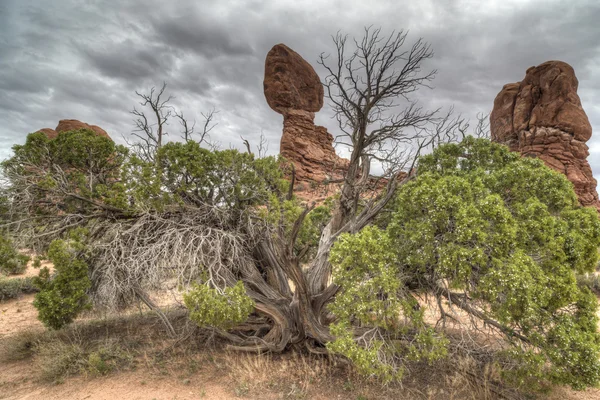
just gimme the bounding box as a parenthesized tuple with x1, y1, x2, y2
(0, 310, 185, 383)
(225, 352, 337, 399)
(0, 307, 534, 399)
(219, 350, 522, 400)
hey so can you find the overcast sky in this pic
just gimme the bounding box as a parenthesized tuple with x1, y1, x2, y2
(1, 0, 599, 185)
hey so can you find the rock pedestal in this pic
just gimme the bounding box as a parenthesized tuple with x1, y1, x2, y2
(490, 61, 599, 211)
(264, 44, 348, 185)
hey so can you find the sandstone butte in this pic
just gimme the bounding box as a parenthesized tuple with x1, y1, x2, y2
(35, 119, 111, 140)
(264, 43, 349, 195)
(490, 61, 600, 212)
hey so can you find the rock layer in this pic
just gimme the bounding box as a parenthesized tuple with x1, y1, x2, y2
(279, 110, 349, 183)
(490, 61, 599, 211)
(36, 119, 111, 140)
(264, 44, 348, 184)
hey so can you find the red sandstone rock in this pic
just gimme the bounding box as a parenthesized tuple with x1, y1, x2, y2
(36, 120, 111, 141)
(36, 128, 58, 139)
(55, 119, 111, 139)
(264, 44, 324, 114)
(490, 61, 599, 211)
(264, 44, 348, 186)
(279, 110, 349, 183)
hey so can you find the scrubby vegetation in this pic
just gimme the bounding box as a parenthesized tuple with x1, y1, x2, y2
(0, 275, 37, 301)
(0, 234, 29, 275)
(33, 228, 92, 329)
(329, 138, 600, 389)
(1, 26, 599, 397)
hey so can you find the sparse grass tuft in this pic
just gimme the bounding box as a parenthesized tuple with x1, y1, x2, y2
(0, 329, 49, 362)
(84, 339, 134, 377)
(225, 352, 336, 399)
(0, 275, 38, 301)
(36, 339, 88, 382)
(0, 307, 534, 398)
(577, 273, 600, 296)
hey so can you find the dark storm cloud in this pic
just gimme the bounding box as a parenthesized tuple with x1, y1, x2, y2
(152, 17, 254, 59)
(1, 0, 600, 189)
(80, 41, 178, 81)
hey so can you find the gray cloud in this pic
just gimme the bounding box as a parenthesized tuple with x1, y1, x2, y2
(1, 0, 599, 191)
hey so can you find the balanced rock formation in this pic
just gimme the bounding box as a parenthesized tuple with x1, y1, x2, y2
(490, 61, 599, 211)
(36, 119, 111, 140)
(264, 44, 348, 184)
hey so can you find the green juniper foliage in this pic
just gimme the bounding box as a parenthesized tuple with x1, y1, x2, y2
(0, 234, 29, 275)
(184, 281, 255, 329)
(34, 228, 91, 330)
(2, 129, 129, 215)
(329, 138, 600, 389)
(158, 141, 287, 211)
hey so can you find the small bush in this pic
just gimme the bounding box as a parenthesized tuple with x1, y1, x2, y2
(36, 340, 87, 382)
(184, 281, 254, 329)
(33, 229, 91, 329)
(32, 256, 43, 269)
(0, 276, 38, 301)
(85, 340, 133, 376)
(577, 273, 600, 296)
(0, 330, 48, 363)
(0, 234, 29, 275)
(35, 337, 132, 382)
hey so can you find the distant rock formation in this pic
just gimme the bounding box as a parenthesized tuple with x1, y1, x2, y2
(490, 61, 599, 211)
(36, 119, 111, 140)
(264, 44, 348, 186)
(37, 128, 59, 140)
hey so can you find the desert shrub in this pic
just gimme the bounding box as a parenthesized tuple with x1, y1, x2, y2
(32, 256, 43, 268)
(0, 234, 29, 275)
(0, 330, 49, 363)
(184, 281, 255, 329)
(158, 141, 288, 211)
(1, 129, 129, 217)
(85, 339, 133, 376)
(36, 340, 88, 382)
(577, 273, 600, 296)
(329, 138, 600, 389)
(0, 276, 38, 301)
(33, 228, 91, 329)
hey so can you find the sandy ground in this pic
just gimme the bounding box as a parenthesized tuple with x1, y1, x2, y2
(0, 360, 238, 400)
(2, 266, 600, 399)
(0, 294, 42, 339)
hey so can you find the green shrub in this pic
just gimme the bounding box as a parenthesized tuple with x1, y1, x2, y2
(0, 234, 29, 275)
(1, 129, 129, 216)
(33, 229, 91, 329)
(329, 138, 600, 389)
(184, 281, 254, 329)
(36, 340, 87, 382)
(0, 276, 38, 301)
(85, 340, 132, 376)
(577, 273, 600, 296)
(32, 256, 43, 269)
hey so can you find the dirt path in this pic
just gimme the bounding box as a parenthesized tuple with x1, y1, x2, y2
(0, 361, 235, 400)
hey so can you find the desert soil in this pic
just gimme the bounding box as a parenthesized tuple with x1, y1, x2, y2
(2, 265, 600, 399)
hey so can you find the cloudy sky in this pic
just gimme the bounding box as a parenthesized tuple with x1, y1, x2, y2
(1, 0, 599, 185)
